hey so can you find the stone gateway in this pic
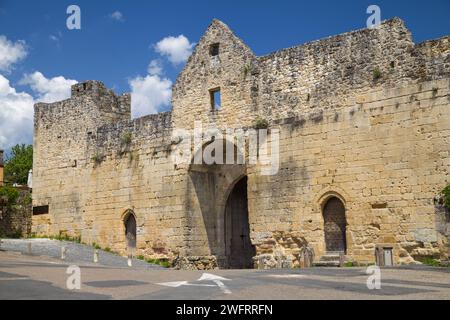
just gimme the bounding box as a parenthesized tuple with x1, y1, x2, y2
(32, 18, 450, 269)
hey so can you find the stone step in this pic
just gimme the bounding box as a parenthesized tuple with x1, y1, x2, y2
(313, 260, 340, 267)
(320, 254, 341, 261)
(312, 252, 346, 267)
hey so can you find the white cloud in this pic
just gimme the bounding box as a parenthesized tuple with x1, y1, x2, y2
(129, 74, 172, 118)
(0, 75, 34, 150)
(127, 35, 194, 118)
(147, 59, 163, 76)
(155, 35, 194, 65)
(110, 11, 124, 22)
(20, 71, 77, 103)
(49, 31, 63, 43)
(0, 35, 27, 72)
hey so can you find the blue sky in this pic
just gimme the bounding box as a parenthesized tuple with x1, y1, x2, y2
(0, 0, 449, 150)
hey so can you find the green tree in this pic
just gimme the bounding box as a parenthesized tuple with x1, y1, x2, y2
(4, 144, 33, 185)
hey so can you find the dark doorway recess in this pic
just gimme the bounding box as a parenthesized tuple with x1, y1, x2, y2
(225, 176, 255, 269)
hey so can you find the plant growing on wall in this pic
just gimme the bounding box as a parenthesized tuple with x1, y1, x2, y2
(92, 152, 104, 165)
(121, 131, 132, 145)
(243, 63, 253, 78)
(441, 184, 450, 212)
(252, 117, 269, 130)
(372, 68, 382, 80)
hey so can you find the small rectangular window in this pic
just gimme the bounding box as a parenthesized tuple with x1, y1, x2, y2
(33, 205, 49, 216)
(210, 43, 220, 56)
(210, 88, 221, 110)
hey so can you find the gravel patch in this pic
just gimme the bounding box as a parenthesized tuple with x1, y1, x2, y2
(0, 239, 164, 270)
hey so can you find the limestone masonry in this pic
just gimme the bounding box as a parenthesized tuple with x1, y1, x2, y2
(32, 18, 450, 269)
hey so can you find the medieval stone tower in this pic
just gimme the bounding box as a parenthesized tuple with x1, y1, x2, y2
(32, 18, 450, 269)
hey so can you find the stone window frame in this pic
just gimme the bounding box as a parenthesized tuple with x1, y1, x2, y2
(209, 87, 221, 111)
(209, 43, 220, 57)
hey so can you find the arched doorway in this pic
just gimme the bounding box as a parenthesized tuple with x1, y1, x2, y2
(224, 176, 255, 269)
(322, 197, 347, 253)
(124, 212, 137, 249)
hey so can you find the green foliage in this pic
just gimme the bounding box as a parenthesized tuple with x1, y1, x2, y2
(92, 152, 104, 165)
(441, 184, 450, 211)
(0, 185, 20, 207)
(29, 233, 82, 243)
(243, 63, 252, 78)
(4, 144, 33, 185)
(372, 68, 382, 80)
(136, 255, 170, 268)
(23, 193, 32, 205)
(121, 132, 132, 145)
(418, 257, 440, 267)
(252, 117, 269, 130)
(146, 258, 171, 268)
(92, 242, 101, 250)
(344, 261, 355, 267)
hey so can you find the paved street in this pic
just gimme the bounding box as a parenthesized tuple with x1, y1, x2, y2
(1, 246, 450, 300)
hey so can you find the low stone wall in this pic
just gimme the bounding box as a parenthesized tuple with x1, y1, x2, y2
(0, 189, 32, 238)
(173, 255, 218, 270)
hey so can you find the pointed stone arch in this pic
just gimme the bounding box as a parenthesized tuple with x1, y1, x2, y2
(314, 188, 350, 254)
(122, 209, 137, 249)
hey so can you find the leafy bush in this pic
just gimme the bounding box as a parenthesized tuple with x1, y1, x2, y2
(0, 185, 20, 207)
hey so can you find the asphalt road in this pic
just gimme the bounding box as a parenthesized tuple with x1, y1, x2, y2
(1, 249, 450, 300)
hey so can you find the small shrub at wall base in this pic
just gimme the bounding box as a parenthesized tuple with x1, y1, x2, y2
(418, 257, 441, 267)
(344, 261, 355, 267)
(137, 255, 171, 268)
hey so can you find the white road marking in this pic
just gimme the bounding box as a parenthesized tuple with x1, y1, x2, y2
(198, 273, 231, 294)
(156, 273, 232, 294)
(156, 281, 215, 288)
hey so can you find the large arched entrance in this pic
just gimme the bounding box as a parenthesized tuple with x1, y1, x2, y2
(124, 212, 137, 249)
(224, 176, 255, 269)
(322, 197, 347, 253)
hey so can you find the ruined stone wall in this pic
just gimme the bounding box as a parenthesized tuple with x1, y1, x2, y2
(172, 19, 257, 130)
(249, 78, 450, 266)
(32, 18, 450, 268)
(253, 18, 449, 123)
(33, 97, 189, 258)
